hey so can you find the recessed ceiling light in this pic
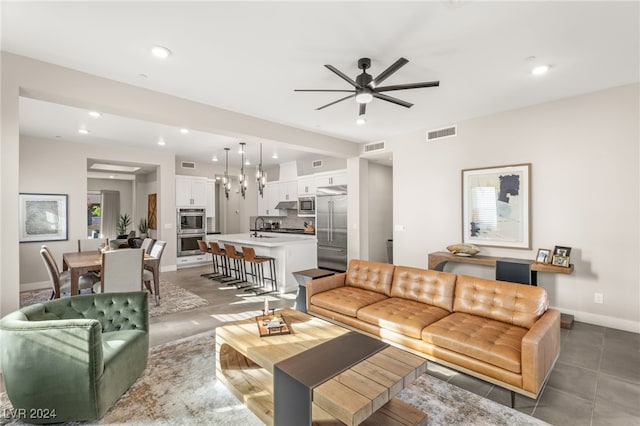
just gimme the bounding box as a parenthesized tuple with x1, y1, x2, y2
(272, 153, 278, 159)
(531, 65, 549, 76)
(180, 128, 189, 134)
(245, 159, 251, 166)
(88, 111, 101, 118)
(151, 45, 171, 59)
(157, 138, 166, 146)
(109, 175, 115, 179)
(78, 128, 90, 135)
(211, 155, 218, 162)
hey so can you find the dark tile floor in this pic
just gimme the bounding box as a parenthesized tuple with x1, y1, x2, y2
(7, 265, 640, 425)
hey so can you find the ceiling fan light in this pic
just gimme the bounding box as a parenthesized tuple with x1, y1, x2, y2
(355, 92, 373, 104)
(356, 115, 366, 125)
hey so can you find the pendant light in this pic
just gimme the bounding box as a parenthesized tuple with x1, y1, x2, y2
(256, 142, 266, 197)
(238, 142, 248, 199)
(223, 148, 231, 199)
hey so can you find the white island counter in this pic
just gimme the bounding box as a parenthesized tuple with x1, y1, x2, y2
(207, 233, 317, 293)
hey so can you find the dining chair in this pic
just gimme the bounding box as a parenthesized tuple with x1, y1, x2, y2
(140, 237, 154, 254)
(78, 237, 108, 252)
(40, 247, 95, 299)
(93, 248, 144, 294)
(143, 240, 166, 306)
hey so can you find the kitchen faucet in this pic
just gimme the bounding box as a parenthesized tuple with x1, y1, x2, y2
(253, 216, 265, 237)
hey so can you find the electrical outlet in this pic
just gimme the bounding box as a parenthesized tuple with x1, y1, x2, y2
(594, 293, 604, 304)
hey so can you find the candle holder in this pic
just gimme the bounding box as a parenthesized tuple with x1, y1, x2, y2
(262, 308, 275, 317)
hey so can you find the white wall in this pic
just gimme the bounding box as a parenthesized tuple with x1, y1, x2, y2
(390, 84, 640, 332)
(367, 163, 393, 263)
(19, 136, 176, 288)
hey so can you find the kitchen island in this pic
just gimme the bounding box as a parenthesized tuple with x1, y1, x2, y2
(206, 233, 317, 293)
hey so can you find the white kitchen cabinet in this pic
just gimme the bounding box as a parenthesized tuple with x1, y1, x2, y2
(176, 175, 208, 207)
(206, 179, 216, 217)
(278, 180, 298, 201)
(258, 182, 281, 216)
(315, 170, 347, 188)
(297, 177, 316, 195)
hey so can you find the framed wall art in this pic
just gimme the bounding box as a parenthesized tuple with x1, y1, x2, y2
(462, 163, 531, 249)
(19, 193, 68, 243)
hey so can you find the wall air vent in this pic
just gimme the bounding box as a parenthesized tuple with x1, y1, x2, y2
(312, 160, 323, 168)
(364, 141, 386, 153)
(181, 161, 196, 169)
(427, 125, 457, 141)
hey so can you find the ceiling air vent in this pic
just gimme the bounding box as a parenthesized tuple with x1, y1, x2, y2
(312, 160, 323, 168)
(181, 161, 196, 169)
(364, 141, 385, 153)
(427, 125, 457, 141)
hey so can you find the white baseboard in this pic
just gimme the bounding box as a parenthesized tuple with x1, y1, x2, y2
(21, 281, 49, 292)
(161, 264, 177, 273)
(554, 306, 640, 333)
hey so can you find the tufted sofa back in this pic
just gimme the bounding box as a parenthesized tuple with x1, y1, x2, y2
(453, 275, 549, 329)
(390, 266, 457, 312)
(345, 259, 395, 296)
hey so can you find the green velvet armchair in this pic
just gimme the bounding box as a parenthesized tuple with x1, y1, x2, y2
(0, 291, 149, 424)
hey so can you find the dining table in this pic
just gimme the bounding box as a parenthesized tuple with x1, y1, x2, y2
(62, 250, 161, 305)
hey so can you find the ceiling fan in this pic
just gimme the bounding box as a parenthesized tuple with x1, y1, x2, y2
(295, 57, 439, 120)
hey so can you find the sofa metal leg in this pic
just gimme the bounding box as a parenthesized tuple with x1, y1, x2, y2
(510, 391, 515, 408)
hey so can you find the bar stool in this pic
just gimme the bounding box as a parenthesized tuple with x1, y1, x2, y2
(241, 246, 277, 295)
(223, 244, 250, 289)
(197, 240, 221, 279)
(208, 242, 235, 285)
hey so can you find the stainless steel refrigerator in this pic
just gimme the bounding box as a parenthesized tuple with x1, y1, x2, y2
(316, 185, 348, 271)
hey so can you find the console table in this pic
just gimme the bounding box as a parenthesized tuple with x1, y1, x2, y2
(427, 251, 575, 329)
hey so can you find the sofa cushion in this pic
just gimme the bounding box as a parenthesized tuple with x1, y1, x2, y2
(345, 259, 395, 296)
(390, 266, 456, 312)
(423, 312, 527, 374)
(453, 275, 549, 329)
(357, 297, 450, 339)
(310, 287, 388, 317)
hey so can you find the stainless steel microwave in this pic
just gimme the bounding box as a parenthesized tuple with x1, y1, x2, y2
(298, 196, 315, 216)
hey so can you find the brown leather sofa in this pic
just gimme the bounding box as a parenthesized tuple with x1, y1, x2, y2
(306, 259, 560, 402)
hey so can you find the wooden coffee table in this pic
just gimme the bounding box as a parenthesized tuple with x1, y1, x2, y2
(216, 308, 427, 425)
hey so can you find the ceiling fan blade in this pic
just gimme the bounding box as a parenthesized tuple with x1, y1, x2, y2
(359, 103, 366, 116)
(325, 64, 360, 88)
(373, 93, 413, 108)
(370, 57, 409, 88)
(316, 94, 356, 110)
(294, 89, 355, 92)
(374, 81, 440, 92)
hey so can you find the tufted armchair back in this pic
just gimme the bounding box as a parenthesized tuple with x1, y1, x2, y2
(345, 259, 395, 296)
(453, 274, 549, 329)
(390, 266, 457, 312)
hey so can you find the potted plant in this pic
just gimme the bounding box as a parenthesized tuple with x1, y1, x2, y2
(138, 218, 149, 238)
(116, 213, 131, 239)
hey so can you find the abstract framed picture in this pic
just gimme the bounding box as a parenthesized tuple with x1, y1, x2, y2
(19, 193, 68, 243)
(462, 163, 531, 249)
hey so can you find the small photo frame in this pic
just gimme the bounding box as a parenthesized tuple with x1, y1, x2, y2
(552, 255, 570, 268)
(553, 246, 572, 257)
(535, 248, 552, 264)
